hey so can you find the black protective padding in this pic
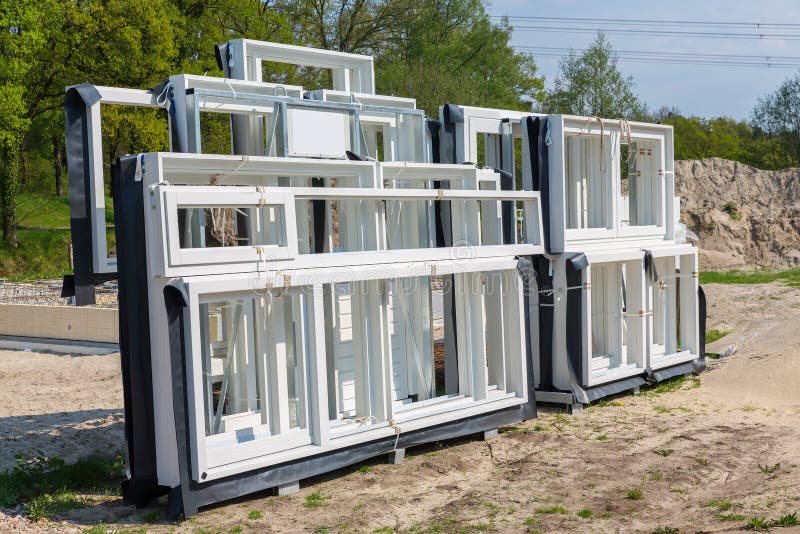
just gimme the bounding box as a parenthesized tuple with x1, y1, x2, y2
(438, 106, 461, 395)
(524, 116, 554, 253)
(426, 119, 446, 247)
(157, 81, 187, 154)
(311, 177, 326, 254)
(215, 43, 230, 75)
(60, 272, 118, 298)
(697, 284, 707, 365)
(579, 375, 648, 403)
(651, 361, 697, 382)
(495, 168, 515, 244)
(534, 256, 554, 389)
(163, 257, 537, 517)
(113, 155, 168, 506)
(643, 250, 659, 284)
(564, 253, 587, 394)
(65, 84, 102, 305)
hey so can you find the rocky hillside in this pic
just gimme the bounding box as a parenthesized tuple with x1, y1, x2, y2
(676, 158, 800, 270)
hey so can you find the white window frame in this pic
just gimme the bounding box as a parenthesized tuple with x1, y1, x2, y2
(72, 76, 306, 275)
(645, 244, 700, 370)
(581, 249, 647, 387)
(224, 39, 375, 94)
(547, 115, 676, 251)
(177, 256, 528, 482)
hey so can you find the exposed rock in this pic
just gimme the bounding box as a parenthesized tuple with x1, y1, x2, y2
(675, 158, 800, 270)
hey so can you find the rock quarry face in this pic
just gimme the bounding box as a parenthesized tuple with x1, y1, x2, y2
(676, 158, 800, 270)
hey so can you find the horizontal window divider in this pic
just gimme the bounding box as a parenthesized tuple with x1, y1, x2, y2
(177, 255, 527, 288)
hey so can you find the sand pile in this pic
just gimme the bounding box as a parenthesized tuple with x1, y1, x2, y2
(676, 158, 800, 270)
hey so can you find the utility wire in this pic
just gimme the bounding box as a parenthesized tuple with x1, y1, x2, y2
(507, 24, 800, 40)
(518, 46, 800, 61)
(491, 15, 800, 29)
(523, 50, 800, 69)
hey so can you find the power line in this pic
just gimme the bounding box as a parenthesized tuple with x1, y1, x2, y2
(522, 49, 800, 69)
(520, 46, 800, 61)
(491, 15, 800, 29)
(507, 24, 800, 40)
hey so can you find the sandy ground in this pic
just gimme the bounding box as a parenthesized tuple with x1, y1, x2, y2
(0, 282, 799, 533)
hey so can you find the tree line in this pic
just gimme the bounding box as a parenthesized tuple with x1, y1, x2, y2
(1, 2, 799, 248)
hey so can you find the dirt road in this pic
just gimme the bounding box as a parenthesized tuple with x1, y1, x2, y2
(1, 282, 798, 533)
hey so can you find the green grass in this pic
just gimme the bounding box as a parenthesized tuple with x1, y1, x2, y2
(247, 509, 263, 520)
(0, 193, 115, 280)
(0, 452, 125, 519)
(626, 488, 643, 500)
(357, 465, 372, 474)
(595, 434, 609, 441)
(717, 513, 745, 521)
(577, 508, 593, 518)
(27, 489, 82, 521)
(305, 492, 331, 508)
(706, 499, 733, 511)
(706, 329, 729, 344)
(776, 513, 799, 527)
(744, 516, 770, 531)
(651, 528, 681, 534)
(654, 449, 674, 457)
(139, 508, 161, 523)
(641, 376, 687, 396)
(758, 463, 780, 474)
(650, 471, 663, 481)
(700, 268, 800, 287)
(535, 505, 569, 515)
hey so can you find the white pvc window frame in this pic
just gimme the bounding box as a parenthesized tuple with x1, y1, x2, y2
(579, 249, 647, 388)
(547, 115, 676, 251)
(148, 182, 543, 277)
(73, 76, 308, 275)
(224, 39, 375, 94)
(177, 256, 528, 482)
(645, 245, 700, 370)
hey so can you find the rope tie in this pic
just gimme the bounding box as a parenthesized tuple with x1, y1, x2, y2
(256, 185, 267, 207)
(212, 155, 250, 186)
(584, 116, 606, 174)
(155, 81, 173, 112)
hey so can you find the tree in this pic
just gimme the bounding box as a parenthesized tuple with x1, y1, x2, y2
(751, 74, 800, 167)
(376, 2, 544, 115)
(0, 0, 48, 246)
(545, 33, 647, 120)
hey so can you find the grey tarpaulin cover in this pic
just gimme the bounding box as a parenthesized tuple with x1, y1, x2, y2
(113, 155, 168, 506)
(64, 84, 104, 306)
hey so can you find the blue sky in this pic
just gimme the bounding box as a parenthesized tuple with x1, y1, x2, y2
(488, 0, 800, 119)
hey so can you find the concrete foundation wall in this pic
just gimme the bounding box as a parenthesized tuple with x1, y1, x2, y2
(0, 304, 119, 343)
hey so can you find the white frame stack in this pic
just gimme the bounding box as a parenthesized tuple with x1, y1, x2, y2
(137, 154, 541, 483)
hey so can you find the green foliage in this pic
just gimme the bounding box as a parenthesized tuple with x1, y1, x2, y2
(654, 449, 674, 457)
(0, 452, 124, 510)
(706, 329, 729, 344)
(247, 509, 263, 520)
(776, 513, 799, 527)
(304, 492, 330, 508)
(545, 33, 647, 119)
(700, 269, 800, 287)
(651, 528, 681, 534)
(723, 201, 742, 221)
(717, 513, 745, 521)
(27, 489, 82, 521)
(577, 508, 593, 518)
(706, 499, 733, 511)
(744, 516, 770, 531)
(534, 505, 569, 515)
(626, 488, 643, 500)
(641, 376, 687, 396)
(758, 462, 781, 474)
(751, 74, 800, 167)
